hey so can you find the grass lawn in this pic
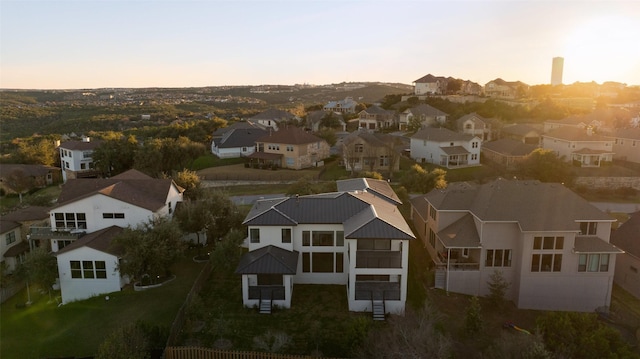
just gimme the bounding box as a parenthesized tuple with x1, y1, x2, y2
(1, 250, 206, 359)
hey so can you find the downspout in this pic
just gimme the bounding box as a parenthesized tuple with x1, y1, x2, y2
(446, 247, 451, 293)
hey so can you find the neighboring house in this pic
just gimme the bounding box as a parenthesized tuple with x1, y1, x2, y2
(456, 113, 498, 142)
(413, 74, 447, 95)
(341, 131, 401, 173)
(58, 136, 102, 182)
(323, 97, 358, 114)
(611, 212, 640, 299)
(606, 128, 640, 164)
(211, 127, 268, 159)
(249, 127, 330, 170)
(410, 179, 621, 312)
(541, 127, 614, 167)
(458, 80, 483, 96)
(410, 127, 481, 168)
(247, 109, 299, 130)
(306, 110, 346, 132)
(212, 121, 265, 138)
(398, 104, 448, 130)
(481, 139, 537, 169)
(544, 116, 604, 133)
(236, 178, 414, 317)
(0, 164, 62, 194)
(1, 206, 49, 272)
(54, 226, 128, 304)
(544, 109, 630, 133)
(501, 123, 542, 145)
(484, 78, 528, 99)
(29, 169, 184, 252)
(357, 105, 396, 131)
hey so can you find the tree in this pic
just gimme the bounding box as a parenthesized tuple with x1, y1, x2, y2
(4, 168, 34, 203)
(517, 148, 573, 184)
(487, 270, 510, 309)
(316, 127, 337, 147)
(172, 168, 202, 200)
(400, 164, 447, 193)
(16, 137, 59, 166)
(320, 112, 342, 129)
(115, 217, 185, 283)
(16, 247, 58, 300)
(464, 296, 483, 335)
(210, 228, 245, 274)
(203, 190, 244, 242)
(407, 115, 424, 133)
(93, 135, 138, 177)
(96, 322, 151, 359)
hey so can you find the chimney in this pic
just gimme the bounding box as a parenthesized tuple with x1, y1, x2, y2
(586, 126, 593, 136)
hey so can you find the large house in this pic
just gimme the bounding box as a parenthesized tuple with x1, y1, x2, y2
(357, 105, 395, 131)
(413, 74, 447, 95)
(1, 206, 49, 272)
(410, 127, 481, 168)
(541, 126, 614, 167)
(211, 123, 268, 159)
(323, 97, 358, 114)
(236, 178, 414, 318)
(457, 113, 497, 142)
(606, 128, 640, 164)
(410, 179, 621, 312)
(611, 212, 640, 299)
(248, 127, 330, 170)
(341, 131, 401, 174)
(398, 104, 448, 130)
(484, 79, 528, 99)
(58, 137, 102, 182)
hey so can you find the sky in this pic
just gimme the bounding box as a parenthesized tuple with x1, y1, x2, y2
(1, 0, 639, 89)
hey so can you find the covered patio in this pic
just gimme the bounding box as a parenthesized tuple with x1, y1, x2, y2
(245, 152, 282, 169)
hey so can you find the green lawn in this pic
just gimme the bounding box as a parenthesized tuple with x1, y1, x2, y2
(1, 251, 205, 359)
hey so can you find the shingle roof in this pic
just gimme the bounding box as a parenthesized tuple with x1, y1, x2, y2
(607, 128, 640, 140)
(361, 105, 392, 116)
(0, 220, 20, 234)
(423, 179, 612, 232)
(574, 236, 623, 254)
(256, 127, 325, 145)
(482, 139, 537, 156)
(54, 226, 125, 256)
(235, 245, 299, 274)
(0, 164, 58, 178)
(411, 127, 475, 142)
(437, 214, 481, 248)
(414, 74, 445, 83)
(457, 113, 490, 128)
(501, 124, 541, 137)
(1, 206, 49, 222)
(611, 211, 640, 257)
(441, 146, 470, 155)
(53, 169, 179, 212)
(543, 127, 611, 142)
(58, 140, 102, 151)
(213, 121, 263, 137)
(3, 240, 30, 257)
(214, 128, 268, 149)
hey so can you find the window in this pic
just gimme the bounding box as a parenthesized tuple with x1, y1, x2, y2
(70, 261, 82, 278)
(54, 212, 87, 229)
(578, 254, 610, 272)
(472, 142, 478, 148)
(58, 240, 73, 250)
(462, 248, 469, 258)
(485, 249, 512, 267)
(533, 236, 563, 250)
(429, 205, 436, 220)
(428, 228, 436, 248)
(355, 144, 364, 153)
(302, 253, 310, 272)
(70, 260, 107, 279)
(83, 151, 91, 159)
(95, 261, 107, 279)
(379, 155, 389, 167)
(83, 261, 94, 278)
(281, 228, 291, 243)
(312, 231, 334, 246)
(531, 253, 562, 272)
(286, 157, 295, 167)
(336, 231, 344, 246)
(357, 239, 391, 250)
(471, 154, 478, 160)
(250, 228, 260, 243)
(302, 231, 310, 246)
(580, 222, 598, 235)
(312, 253, 334, 272)
(81, 163, 86, 170)
(103, 213, 124, 219)
(5, 231, 16, 245)
(286, 145, 294, 152)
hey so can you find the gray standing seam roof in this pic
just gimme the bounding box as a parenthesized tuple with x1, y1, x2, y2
(235, 245, 299, 274)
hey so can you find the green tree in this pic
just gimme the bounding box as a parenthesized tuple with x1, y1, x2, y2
(464, 296, 483, 335)
(487, 270, 510, 309)
(172, 168, 202, 200)
(320, 112, 342, 129)
(16, 247, 58, 299)
(4, 168, 34, 203)
(93, 135, 138, 177)
(115, 217, 185, 283)
(517, 148, 573, 184)
(400, 164, 447, 193)
(210, 228, 245, 274)
(15, 137, 59, 166)
(316, 127, 337, 147)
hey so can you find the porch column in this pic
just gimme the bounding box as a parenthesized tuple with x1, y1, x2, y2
(241, 275, 249, 306)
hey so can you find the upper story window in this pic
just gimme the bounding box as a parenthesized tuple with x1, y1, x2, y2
(83, 151, 92, 159)
(103, 213, 125, 219)
(250, 228, 260, 243)
(472, 142, 478, 148)
(5, 231, 16, 245)
(355, 144, 364, 153)
(486, 249, 512, 267)
(429, 205, 437, 220)
(54, 212, 87, 229)
(286, 145, 294, 152)
(531, 236, 564, 272)
(580, 222, 597, 236)
(281, 228, 291, 243)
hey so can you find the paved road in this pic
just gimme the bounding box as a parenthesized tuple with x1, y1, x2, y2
(589, 202, 640, 214)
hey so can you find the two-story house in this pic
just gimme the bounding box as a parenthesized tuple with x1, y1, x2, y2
(541, 126, 614, 167)
(457, 113, 498, 142)
(410, 179, 621, 312)
(410, 127, 481, 168)
(398, 104, 448, 130)
(323, 97, 358, 114)
(236, 178, 414, 318)
(341, 131, 401, 174)
(413, 74, 447, 95)
(1, 206, 49, 273)
(248, 127, 330, 170)
(606, 128, 640, 164)
(357, 105, 396, 131)
(58, 137, 102, 182)
(484, 78, 528, 99)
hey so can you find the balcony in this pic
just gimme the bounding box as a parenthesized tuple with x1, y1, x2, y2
(436, 251, 480, 271)
(356, 251, 402, 268)
(29, 227, 86, 240)
(354, 281, 400, 301)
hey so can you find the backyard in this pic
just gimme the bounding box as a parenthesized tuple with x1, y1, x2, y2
(0, 249, 206, 359)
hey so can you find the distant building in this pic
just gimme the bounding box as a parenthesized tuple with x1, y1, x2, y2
(58, 137, 102, 182)
(551, 57, 564, 86)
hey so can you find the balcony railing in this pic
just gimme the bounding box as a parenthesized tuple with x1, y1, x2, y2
(29, 226, 86, 240)
(248, 285, 285, 300)
(354, 281, 400, 301)
(356, 251, 402, 268)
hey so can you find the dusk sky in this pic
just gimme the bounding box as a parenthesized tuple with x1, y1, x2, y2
(2, 0, 639, 89)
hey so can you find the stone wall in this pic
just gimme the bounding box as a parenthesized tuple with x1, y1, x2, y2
(575, 177, 640, 190)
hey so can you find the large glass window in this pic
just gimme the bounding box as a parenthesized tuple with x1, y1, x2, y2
(580, 222, 598, 235)
(357, 239, 391, 250)
(486, 249, 512, 267)
(312, 231, 334, 246)
(312, 253, 334, 272)
(70, 261, 82, 278)
(531, 253, 562, 272)
(578, 254, 610, 272)
(83, 261, 94, 279)
(70, 260, 107, 279)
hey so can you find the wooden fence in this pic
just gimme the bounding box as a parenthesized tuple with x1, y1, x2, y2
(166, 260, 214, 347)
(165, 347, 343, 359)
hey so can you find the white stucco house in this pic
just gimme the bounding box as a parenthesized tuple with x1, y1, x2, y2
(410, 127, 481, 168)
(55, 226, 129, 304)
(58, 137, 102, 182)
(410, 179, 622, 312)
(236, 178, 414, 319)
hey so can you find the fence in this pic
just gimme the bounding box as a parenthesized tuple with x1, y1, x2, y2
(166, 260, 214, 347)
(165, 347, 344, 359)
(0, 281, 25, 304)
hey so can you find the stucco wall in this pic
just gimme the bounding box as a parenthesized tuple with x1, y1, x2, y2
(57, 247, 122, 304)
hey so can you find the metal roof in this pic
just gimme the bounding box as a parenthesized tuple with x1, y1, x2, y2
(235, 245, 299, 274)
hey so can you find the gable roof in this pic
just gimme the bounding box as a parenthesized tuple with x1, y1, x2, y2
(54, 226, 124, 256)
(1, 206, 49, 222)
(337, 178, 402, 205)
(437, 214, 481, 248)
(607, 128, 640, 141)
(457, 113, 496, 129)
(411, 127, 475, 142)
(501, 123, 542, 137)
(403, 104, 448, 117)
(482, 139, 537, 156)
(360, 105, 393, 116)
(235, 245, 299, 274)
(256, 127, 325, 145)
(611, 212, 640, 257)
(414, 74, 445, 83)
(0, 220, 20, 234)
(214, 128, 268, 149)
(53, 169, 180, 212)
(212, 121, 263, 137)
(543, 127, 612, 142)
(422, 179, 612, 232)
